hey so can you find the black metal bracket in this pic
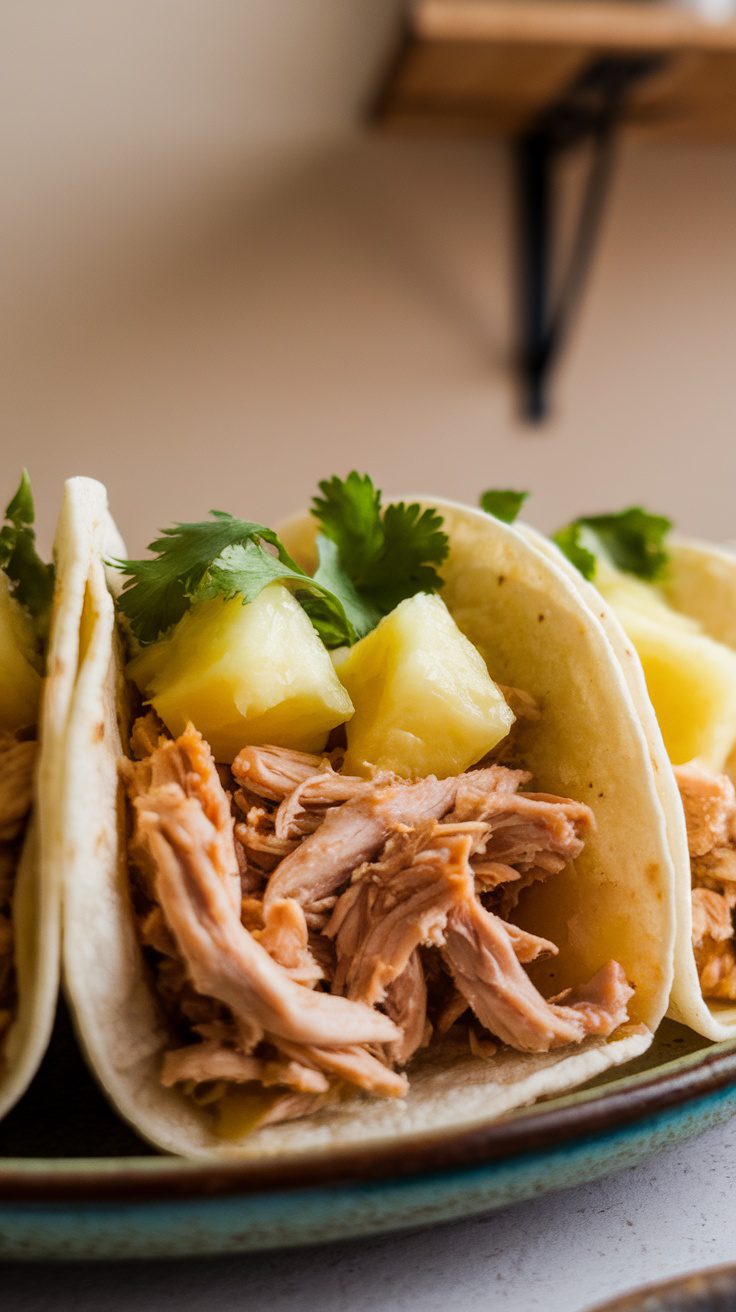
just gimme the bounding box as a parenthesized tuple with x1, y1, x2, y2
(515, 55, 666, 422)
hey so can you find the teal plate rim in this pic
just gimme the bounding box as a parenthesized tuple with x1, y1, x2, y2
(2, 1027, 736, 1205)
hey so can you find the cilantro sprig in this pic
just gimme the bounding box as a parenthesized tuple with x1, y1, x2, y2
(312, 473, 448, 615)
(479, 489, 529, 524)
(113, 473, 449, 648)
(0, 471, 55, 628)
(194, 538, 371, 647)
(114, 514, 323, 645)
(552, 508, 672, 582)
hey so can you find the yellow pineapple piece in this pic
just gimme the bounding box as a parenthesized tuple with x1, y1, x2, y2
(334, 592, 514, 779)
(127, 584, 354, 762)
(597, 566, 696, 635)
(599, 570, 736, 770)
(0, 572, 41, 732)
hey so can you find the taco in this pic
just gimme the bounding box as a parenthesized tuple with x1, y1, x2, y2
(0, 472, 79, 1117)
(519, 504, 736, 1042)
(61, 475, 674, 1159)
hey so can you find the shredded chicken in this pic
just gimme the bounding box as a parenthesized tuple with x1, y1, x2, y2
(489, 687, 542, 767)
(327, 831, 475, 1004)
(232, 745, 336, 803)
(273, 769, 397, 842)
(447, 776, 592, 869)
(441, 772, 593, 914)
(0, 732, 37, 1049)
(0, 734, 36, 844)
(235, 807, 296, 869)
(435, 984, 469, 1036)
(130, 783, 399, 1052)
(275, 1039, 409, 1097)
(254, 899, 323, 987)
(497, 685, 542, 724)
(126, 727, 401, 1103)
(675, 762, 736, 1002)
(250, 1089, 335, 1129)
(442, 896, 631, 1053)
(675, 763, 736, 858)
(263, 775, 461, 914)
(125, 719, 631, 1131)
(384, 951, 430, 1066)
(130, 710, 167, 761)
(692, 886, 734, 946)
(161, 1043, 330, 1093)
(499, 919, 558, 965)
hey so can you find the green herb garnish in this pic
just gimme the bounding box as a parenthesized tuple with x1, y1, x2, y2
(312, 472, 448, 615)
(116, 515, 283, 644)
(113, 473, 449, 648)
(194, 539, 370, 648)
(551, 523, 598, 581)
(553, 507, 672, 582)
(0, 470, 55, 626)
(479, 489, 529, 524)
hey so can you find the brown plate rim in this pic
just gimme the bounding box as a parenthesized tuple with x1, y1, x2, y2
(589, 1261, 736, 1311)
(1, 1039, 736, 1204)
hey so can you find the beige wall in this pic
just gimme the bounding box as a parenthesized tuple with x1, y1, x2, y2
(2, 2, 736, 551)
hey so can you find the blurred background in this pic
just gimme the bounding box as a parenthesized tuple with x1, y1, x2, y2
(2, 0, 736, 552)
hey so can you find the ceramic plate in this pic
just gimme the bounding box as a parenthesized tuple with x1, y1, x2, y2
(1, 1008, 736, 1261)
(590, 1263, 736, 1311)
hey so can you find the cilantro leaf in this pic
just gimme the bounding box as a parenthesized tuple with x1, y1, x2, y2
(480, 489, 529, 524)
(311, 473, 384, 582)
(553, 507, 672, 582)
(311, 535, 380, 640)
(0, 470, 55, 626)
(5, 470, 35, 526)
(194, 539, 361, 647)
(312, 473, 448, 617)
(551, 523, 598, 581)
(113, 512, 303, 644)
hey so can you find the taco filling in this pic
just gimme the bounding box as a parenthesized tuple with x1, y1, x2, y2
(675, 762, 736, 1001)
(552, 506, 736, 1006)
(0, 732, 36, 1041)
(115, 477, 634, 1133)
(0, 474, 53, 1057)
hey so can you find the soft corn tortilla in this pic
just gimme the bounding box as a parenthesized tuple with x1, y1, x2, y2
(0, 480, 101, 1117)
(521, 524, 736, 1043)
(61, 484, 675, 1160)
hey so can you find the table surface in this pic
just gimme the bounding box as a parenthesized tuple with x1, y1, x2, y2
(2, 1112, 734, 1312)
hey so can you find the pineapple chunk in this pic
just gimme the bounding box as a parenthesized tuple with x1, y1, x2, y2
(599, 570, 736, 770)
(127, 584, 354, 762)
(597, 566, 697, 635)
(0, 572, 41, 732)
(334, 592, 514, 779)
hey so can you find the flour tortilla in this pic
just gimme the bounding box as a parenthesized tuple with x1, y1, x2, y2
(0, 479, 103, 1117)
(62, 484, 675, 1159)
(521, 524, 736, 1042)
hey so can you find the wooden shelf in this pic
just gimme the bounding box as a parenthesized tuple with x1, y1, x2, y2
(376, 1, 736, 139)
(374, 3, 736, 418)
(415, 2, 736, 51)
